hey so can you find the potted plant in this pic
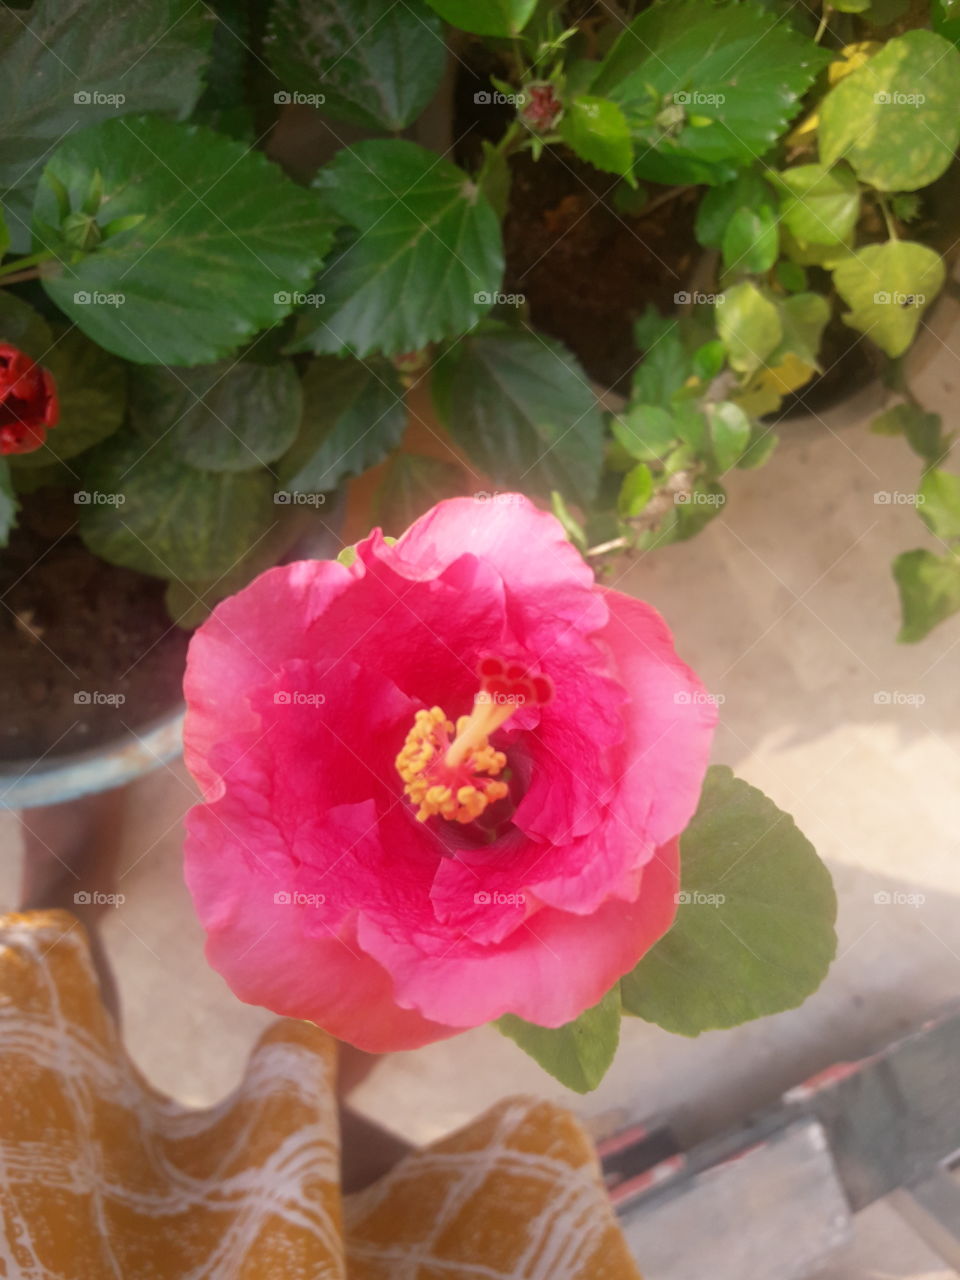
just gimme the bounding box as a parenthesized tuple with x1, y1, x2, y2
(2, 0, 958, 804)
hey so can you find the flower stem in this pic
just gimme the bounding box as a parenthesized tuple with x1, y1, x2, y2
(0, 251, 54, 281)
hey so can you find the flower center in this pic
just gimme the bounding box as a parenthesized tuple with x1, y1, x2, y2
(395, 656, 553, 825)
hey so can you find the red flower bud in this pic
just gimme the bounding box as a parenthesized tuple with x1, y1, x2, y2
(0, 343, 59, 456)
(520, 82, 563, 133)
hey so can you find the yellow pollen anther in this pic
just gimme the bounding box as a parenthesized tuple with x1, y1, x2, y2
(395, 699, 514, 825)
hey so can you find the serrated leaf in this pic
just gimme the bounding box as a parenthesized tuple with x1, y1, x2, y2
(11, 328, 126, 468)
(375, 451, 465, 534)
(266, 0, 445, 132)
(593, 1, 829, 186)
(35, 116, 333, 365)
(278, 356, 406, 492)
(612, 404, 678, 462)
(776, 163, 860, 247)
(77, 426, 277, 580)
(709, 400, 751, 471)
(292, 141, 503, 359)
(432, 326, 604, 505)
(128, 360, 301, 473)
(0, 459, 16, 547)
(832, 240, 945, 358)
(722, 205, 778, 275)
(820, 31, 960, 191)
(695, 169, 776, 249)
(622, 766, 836, 1034)
(918, 469, 960, 541)
(894, 549, 960, 642)
(558, 96, 634, 179)
(716, 282, 782, 375)
(498, 986, 621, 1094)
(422, 0, 537, 36)
(0, 0, 212, 250)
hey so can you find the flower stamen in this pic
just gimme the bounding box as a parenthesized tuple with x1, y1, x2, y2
(395, 656, 552, 825)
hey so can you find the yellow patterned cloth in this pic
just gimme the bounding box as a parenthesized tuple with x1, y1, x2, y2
(0, 912, 641, 1279)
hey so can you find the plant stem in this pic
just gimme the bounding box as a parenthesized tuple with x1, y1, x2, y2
(877, 193, 898, 241)
(638, 184, 697, 218)
(814, 5, 832, 42)
(0, 267, 44, 287)
(0, 250, 54, 280)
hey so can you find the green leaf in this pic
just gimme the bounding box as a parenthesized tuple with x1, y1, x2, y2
(278, 356, 406, 492)
(721, 205, 778, 275)
(709, 401, 751, 471)
(612, 404, 678, 462)
(918, 469, 960, 541)
(775, 163, 860, 247)
(632, 312, 688, 404)
(35, 116, 334, 365)
(421, 0, 537, 36)
(716, 282, 782, 375)
(292, 141, 503, 359)
(0, 0, 212, 250)
(128, 361, 302, 473)
(477, 141, 512, 221)
(832, 240, 945, 358)
(618, 462, 654, 517)
(558, 97, 634, 179)
(266, 0, 445, 132)
(593, 1, 829, 186)
(695, 169, 776, 249)
(773, 292, 830, 368)
(164, 506, 316, 628)
(0, 292, 53, 358)
(12, 329, 126, 468)
(894, 549, 960, 642)
(498, 986, 621, 1093)
(776, 261, 808, 293)
(819, 31, 960, 191)
(0, 209, 9, 258)
(0, 459, 16, 548)
(77, 426, 277, 581)
(432, 326, 604, 505)
(550, 489, 588, 551)
(871, 403, 947, 465)
(622, 766, 837, 1034)
(375, 452, 465, 534)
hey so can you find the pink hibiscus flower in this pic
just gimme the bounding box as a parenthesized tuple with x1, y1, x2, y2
(183, 497, 716, 1051)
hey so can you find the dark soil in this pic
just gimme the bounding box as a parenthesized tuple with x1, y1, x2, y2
(0, 490, 190, 761)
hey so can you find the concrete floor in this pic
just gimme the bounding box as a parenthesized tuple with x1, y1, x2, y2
(2, 306, 959, 1276)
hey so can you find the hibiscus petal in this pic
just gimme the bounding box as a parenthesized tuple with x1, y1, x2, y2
(358, 839, 680, 1029)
